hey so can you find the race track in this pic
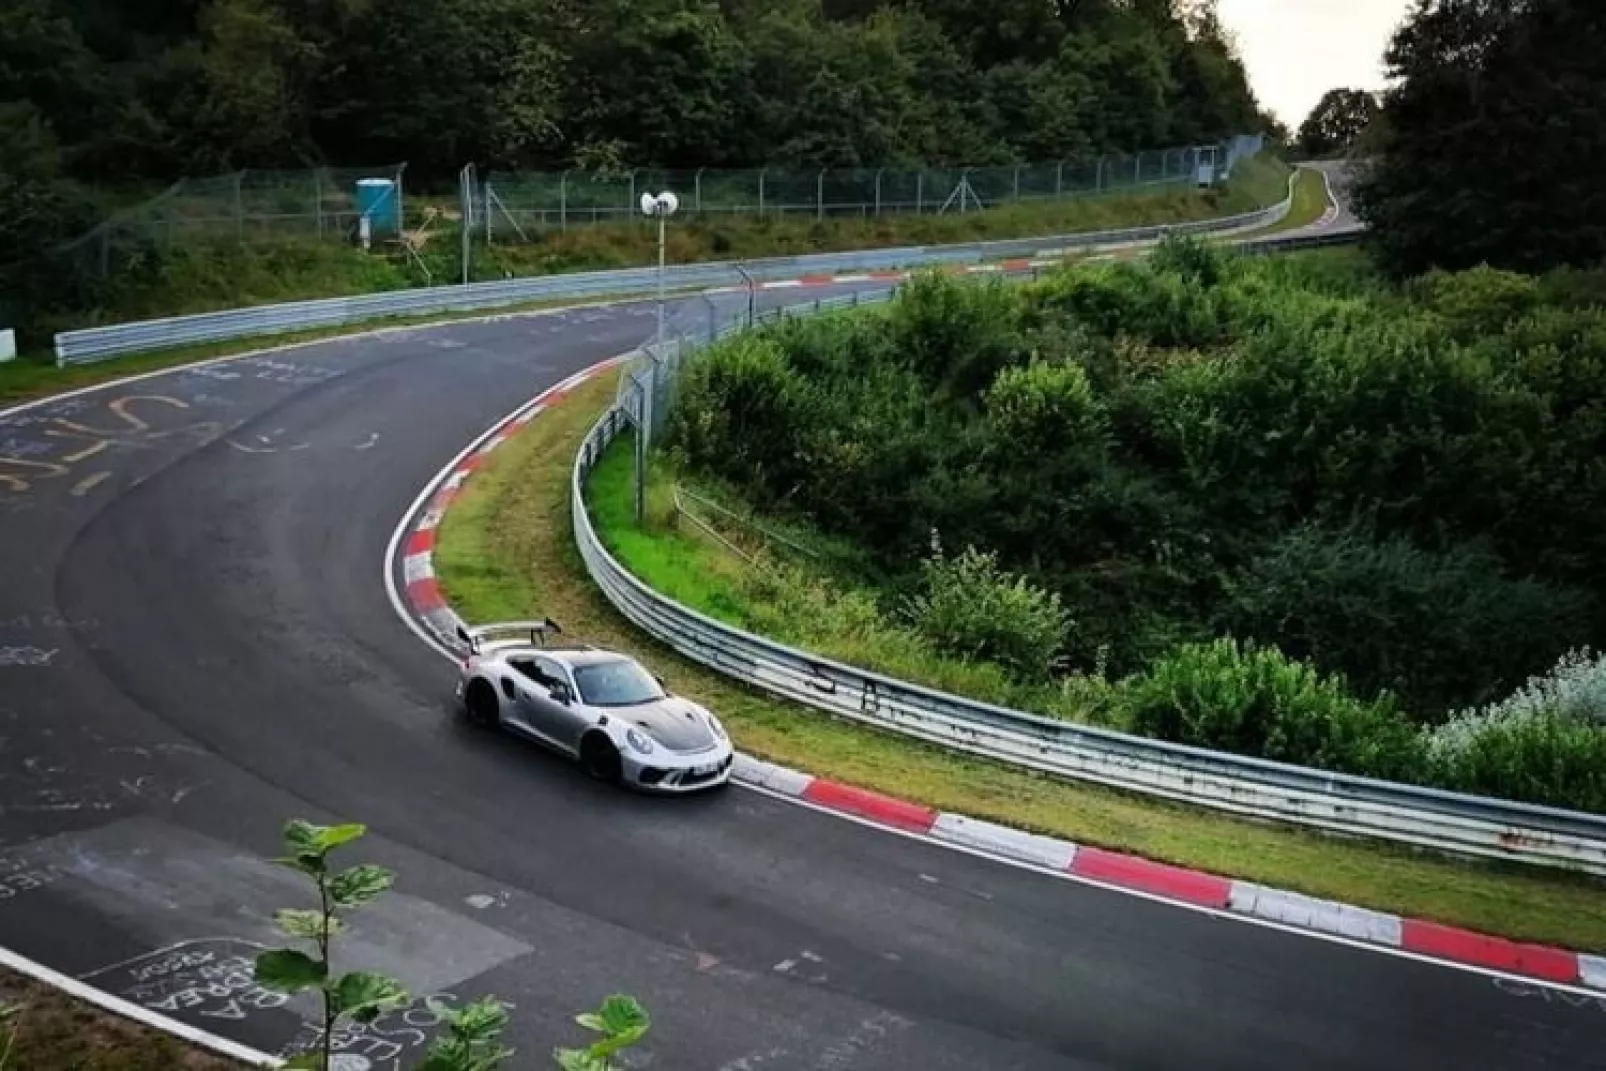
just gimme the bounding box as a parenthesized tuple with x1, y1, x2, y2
(2, 280, 1603, 1070)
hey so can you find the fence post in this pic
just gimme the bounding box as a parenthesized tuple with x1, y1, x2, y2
(874, 169, 883, 216)
(817, 169, 826, 220)
(758, 169, 766, 218)
(1013, 165, 1022, 202)
(1096, 156, 1104, 193)
(560, 171, 568, 232)
(315, 168, 324, 239)
(1135, 154, 1142, 185)
(695, 168, 704, 214)
(234, 171, 245, 240)
(1055, 161, 1063, 198)
(916, 171, 924, 214)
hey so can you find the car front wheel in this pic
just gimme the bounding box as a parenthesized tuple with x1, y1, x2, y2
(580, 733, 623, 785)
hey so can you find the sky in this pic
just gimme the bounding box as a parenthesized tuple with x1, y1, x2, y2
(1216, 1, 1410, 127)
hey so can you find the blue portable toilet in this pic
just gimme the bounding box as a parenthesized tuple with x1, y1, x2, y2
(355, 178, 400, 236)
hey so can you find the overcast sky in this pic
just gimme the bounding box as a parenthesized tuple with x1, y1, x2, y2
(1217, 1, 1410, 126)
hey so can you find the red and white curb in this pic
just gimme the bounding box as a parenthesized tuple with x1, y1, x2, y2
(394, 366, 1606, 1004)
(739, 755, 1606, 992)
(702, 258, 1058, 296)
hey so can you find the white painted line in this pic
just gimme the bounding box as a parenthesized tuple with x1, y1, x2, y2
(0, 945, 281, 1067)
(736, 779, 1605, 999)
(0, 297, 650, 426)
(763, 280, 804, 289)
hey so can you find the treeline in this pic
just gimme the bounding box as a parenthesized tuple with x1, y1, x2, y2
(2, 0, 1260, 186)
(666, 244, 1606, 810)
(1354, 0, 1606, 276)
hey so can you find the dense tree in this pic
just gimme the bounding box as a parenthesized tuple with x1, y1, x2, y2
(1353, 0, 1606, 276)
(1295, 88, 1380, 158)
(2, 0, 1265, 186)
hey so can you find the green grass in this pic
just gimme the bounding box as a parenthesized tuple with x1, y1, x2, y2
(432, 371, 1606, 954)
(0, 967, 246, 1070)
(587, 448, 1108, 723)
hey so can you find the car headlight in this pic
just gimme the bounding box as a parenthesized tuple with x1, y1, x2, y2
(626, 728, 655, 754)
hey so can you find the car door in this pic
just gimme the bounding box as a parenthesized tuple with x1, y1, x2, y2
(533, 656, 589, 752)
(504, 658, 573, 753)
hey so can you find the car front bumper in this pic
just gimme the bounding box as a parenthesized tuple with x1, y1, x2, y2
(622, 745, 735, 793)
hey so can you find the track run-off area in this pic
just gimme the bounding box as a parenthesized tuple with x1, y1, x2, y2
(3, 254, 1605, 1065)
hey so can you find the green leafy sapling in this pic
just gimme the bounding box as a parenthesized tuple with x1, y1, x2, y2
(418, 996, 517, 1071)
(254, 820, 409, 1071)
(554, 994, 651, 1070)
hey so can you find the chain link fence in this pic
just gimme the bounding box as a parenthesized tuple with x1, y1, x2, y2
(486, 136, 1265, 237)
(52, 164, 409, 282)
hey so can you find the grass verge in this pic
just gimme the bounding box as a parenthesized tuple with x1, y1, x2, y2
(432, 371, 1606, 954)
(0, 967, 246, 1070)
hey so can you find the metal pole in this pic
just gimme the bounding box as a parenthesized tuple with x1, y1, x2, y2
(817, 169, 825, 221)
(1055, 161, 1063, 198)
(1013, 165, 1021, 203)
(235, 171, 244, 240)
(874, 169, 882, 217)
(460, 165, 471, 285)
(560, 171, 568, 232)
(695, 168, 704, 214)
(656, 211, 667, 357)
(758, 169, 766, 218)
(736, 264, 756, 327)
(633, 383, 646, 525)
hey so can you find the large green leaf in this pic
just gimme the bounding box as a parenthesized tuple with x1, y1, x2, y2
(275, 908, 339, 940)
(254, 949, 327, 993)
(328, 863, 393, 909)
(330, 970, 408, 1023)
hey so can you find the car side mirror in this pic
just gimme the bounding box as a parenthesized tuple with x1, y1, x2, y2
(551, 683, 572, 705)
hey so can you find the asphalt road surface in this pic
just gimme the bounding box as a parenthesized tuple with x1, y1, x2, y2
(2, 279, 1603, 1070)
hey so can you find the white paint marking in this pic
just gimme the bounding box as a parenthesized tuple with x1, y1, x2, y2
(0, 945, 280, 1067)
(355, 432, 380, 450)
(464, 894, 497, 910)
(930, 813, 1077, 871)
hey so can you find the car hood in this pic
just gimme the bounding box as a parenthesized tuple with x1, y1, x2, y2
(627, 696, 719, 753)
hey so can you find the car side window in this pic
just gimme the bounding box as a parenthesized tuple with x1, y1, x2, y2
(509, 658, 548, 687)
(535, 657, 570, 697)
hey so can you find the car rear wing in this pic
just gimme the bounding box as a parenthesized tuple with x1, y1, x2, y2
(456, 618, 563, 653)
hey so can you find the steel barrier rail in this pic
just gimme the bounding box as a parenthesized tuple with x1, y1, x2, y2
(54, 173, 1298, 366)
(569, 243, 1606, 879)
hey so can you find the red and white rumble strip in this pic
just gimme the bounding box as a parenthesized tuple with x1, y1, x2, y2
(702, 258, 1054, 295)
(395, 356, 1606, 1000)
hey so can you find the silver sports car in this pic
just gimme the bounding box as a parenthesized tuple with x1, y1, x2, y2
(453, 619, 734, 792)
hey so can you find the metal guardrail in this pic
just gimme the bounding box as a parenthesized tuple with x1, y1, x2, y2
(570, 227, 1606, 878)
(55, 178, 1297, 366)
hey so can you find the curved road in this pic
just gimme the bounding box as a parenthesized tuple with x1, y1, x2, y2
(1, 286, 1603, 1069)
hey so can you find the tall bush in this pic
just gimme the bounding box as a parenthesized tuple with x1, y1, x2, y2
(1119, 638, 1422, 780)
(902, 533, 1071, 682)
(1424, 651, 1606, 813)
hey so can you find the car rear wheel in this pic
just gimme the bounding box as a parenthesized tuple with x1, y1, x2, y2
(464, 680, 500, 728)
(580, 733, 622, 785)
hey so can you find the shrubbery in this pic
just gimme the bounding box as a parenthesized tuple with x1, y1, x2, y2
(1120, 638, 1422, 781)
(664, 238, 1606, 812)
(903, 534, 1071, 682)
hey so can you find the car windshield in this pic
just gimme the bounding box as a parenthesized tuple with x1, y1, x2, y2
(572, 659, 665, 707)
